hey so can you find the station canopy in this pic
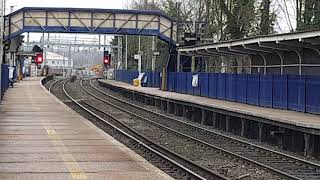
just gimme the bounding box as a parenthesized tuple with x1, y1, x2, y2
(178, 30, 320, 75)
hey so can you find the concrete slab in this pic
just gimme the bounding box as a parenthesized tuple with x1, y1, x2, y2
(0, 77, 173, 180)
(99, 79, 320, 130)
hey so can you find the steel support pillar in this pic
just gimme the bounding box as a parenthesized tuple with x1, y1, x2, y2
(191, 56, 196, 72)
(201, 109, 206, 125)
(125, 35, 128, 70)
(241, 118, 246, 137)
(226, 115, 230, 132)
(177, 51, 181, 72)
(174, 104, 179, 116)
(304, 133, 313, 156)
(212, 112, 217, 129)
(167, 101, 171, 114)
(191, 107, 196, 122)
(183, 105, 188, 118)
(258, 122, 264, 143)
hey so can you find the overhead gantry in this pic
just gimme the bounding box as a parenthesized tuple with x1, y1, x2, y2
(178, 30, 320, 75)
(4, 7, 177, 45)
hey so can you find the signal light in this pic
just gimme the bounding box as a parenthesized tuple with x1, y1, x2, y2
(104, 57, 110, 65)
(35, 53, 43, 64)
(103, 50, 111, 66)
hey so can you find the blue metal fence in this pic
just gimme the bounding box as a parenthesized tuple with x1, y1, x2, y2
(247, 74, 260, 106)
(165, 72, 320, 115)
(287, 75, 306, 112)
(115, 70, 139, 85)
(226, 74, 237, 102)
(306, 76, 320, 114)
(236, 74, 247, 103)
(115, 70, 320, 115)
(259, 75, 273, 107)
(208, 73, 218, 99)
(272, 75, 288, 109)
(1, 64, 10, 99)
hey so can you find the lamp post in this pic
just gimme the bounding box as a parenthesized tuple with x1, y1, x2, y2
(176, 0, 182, 72)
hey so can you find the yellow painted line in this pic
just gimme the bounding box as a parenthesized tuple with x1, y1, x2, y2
(45, 127, 87, 180)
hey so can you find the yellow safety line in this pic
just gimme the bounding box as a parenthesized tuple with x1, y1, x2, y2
(45, 127, 87, 180)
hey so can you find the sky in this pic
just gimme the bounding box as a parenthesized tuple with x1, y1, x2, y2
(6, 0, 125, 13)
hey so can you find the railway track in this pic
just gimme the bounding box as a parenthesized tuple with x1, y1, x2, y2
(77, 79, 278, 179)
(81, 79, 320, 180)
(60, 79, 228, 180)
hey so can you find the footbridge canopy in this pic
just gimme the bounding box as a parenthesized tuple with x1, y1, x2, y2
(5, 7, 177, 44)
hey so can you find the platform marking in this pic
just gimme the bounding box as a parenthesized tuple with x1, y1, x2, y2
(45, 127, 87, 180)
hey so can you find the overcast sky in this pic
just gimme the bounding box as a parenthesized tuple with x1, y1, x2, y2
(6, 0, 125, 13)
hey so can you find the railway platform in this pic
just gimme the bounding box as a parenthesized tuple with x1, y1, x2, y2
(98, 79, 320, 155)
(0, 77, 172, 180)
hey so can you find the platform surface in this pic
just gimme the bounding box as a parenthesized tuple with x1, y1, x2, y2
(0, 77, 172, 180)
(99, 79, 320, 130)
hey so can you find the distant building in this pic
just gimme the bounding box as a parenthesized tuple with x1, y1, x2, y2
(44, 51, 73, 70)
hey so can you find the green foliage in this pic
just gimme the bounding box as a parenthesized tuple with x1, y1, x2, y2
(296, 0, 320, 31)
(112, 0, 279, 70)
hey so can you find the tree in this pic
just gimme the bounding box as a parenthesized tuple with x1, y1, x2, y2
(296, 0, 320, 30)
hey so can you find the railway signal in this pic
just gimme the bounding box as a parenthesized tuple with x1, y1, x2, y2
(103, 50, 111, 66)
(32, 45, 44, 65)
(35, 53, 43, 64)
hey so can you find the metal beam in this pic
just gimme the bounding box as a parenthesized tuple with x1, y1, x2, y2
(24, 42, 120, 48)
(115, 14, 136, 32)
(26, 12, 46, 30)
(48, 12, 67, 30)
(261, 42, 303, 75)
(244, 44, 284, 74)
(92, 13, 113, 31)
(279, 40, 320, 56)
(71, 12, 91, 31)
(138, 15, 158, 33)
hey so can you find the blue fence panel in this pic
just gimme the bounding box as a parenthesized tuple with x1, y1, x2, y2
(175, 73, 180, 92)
(126, 71, 131, 84)
(259, 75, 273, 107)
(132, 71, 139, 84)
(247, 74, 260, 106)
(176, 72, 188, 93)
(217, 73, 226, 100)
(288, 75, 306, 112)
(208, 73, 218, 99)
(152, 72, 161, 87)
(306, 76, 320, 114)
(143, 71, 153, 87)
(200, 73, 209, 97)
(273, 75, 288, 109)
(167, 72, 176, 92)
(186, 72, 193, 95)
(175, 73, 182, 93)
(236, 74, 247, 103)
(193, 74, 201, 96)
(116, 70, 121, 81)
(1, 64, 9, 99)
(226, 74, 237, 102)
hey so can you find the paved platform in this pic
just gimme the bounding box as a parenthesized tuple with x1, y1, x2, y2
(0, 77, 172, 180)
(99, 79, 320, 131)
